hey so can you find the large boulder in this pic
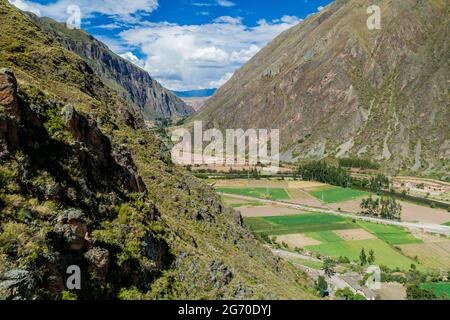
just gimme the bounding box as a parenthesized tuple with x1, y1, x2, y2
(84, 247, 110, 281)
(54, 209, 92, 252)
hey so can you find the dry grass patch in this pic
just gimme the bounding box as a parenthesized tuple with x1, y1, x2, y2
(335, 229, 376, 241)
(275, 234, 322, 248)
(398, 241, 450, 270)
(286, 189, 326, 207)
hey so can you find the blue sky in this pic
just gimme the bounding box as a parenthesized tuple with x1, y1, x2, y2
(10, 0, 334, 90)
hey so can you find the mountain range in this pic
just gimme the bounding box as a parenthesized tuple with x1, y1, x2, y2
(24, 12, 194, 121)
(193, 0, 449, 176)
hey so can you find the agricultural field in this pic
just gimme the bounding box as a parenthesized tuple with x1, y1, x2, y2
(420, 282, 450, 299)
(218, 178, 450, 271)
(245, 213, 434, 271)
(221, 196, 263, 208)
(245, 213, 358, 236)
(356, 221, 423, 245)
(216, 187, 290, 201)
(307, 186, 369, 204)
(305, 238, 419, 271)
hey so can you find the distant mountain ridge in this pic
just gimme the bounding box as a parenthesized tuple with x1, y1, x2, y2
(174, 88, 217, 98)
(24, 12, 194, 120)
(193, 0, 449, 175)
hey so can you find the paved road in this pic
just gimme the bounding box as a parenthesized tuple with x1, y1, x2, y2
(220, 192, 450, 236)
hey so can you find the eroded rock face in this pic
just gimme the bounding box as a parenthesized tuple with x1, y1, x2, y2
(0, 68, 20, 152)
(0, 68, 19, 112)
(54, 209, 91, 252)
(62, 105, 112, 167)
(209, 261, 233, 289)
(140, 232, 171, 270)
(61, 105, 147, 194)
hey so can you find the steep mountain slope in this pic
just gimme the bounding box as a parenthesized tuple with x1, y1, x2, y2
(194, 0, 449, 175)
(24, 12, 194, 120)
(0, 0, 313, 300)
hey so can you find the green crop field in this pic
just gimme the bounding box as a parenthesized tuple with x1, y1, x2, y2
(357, 221, 422, 245)
(306, 239, 421, 271)
(309, 186, 368, 204)
(217, 187, 291, 201)
(244, 213, 358, 235)
(243, 209, 432, 271)
(420, 282, 450, 298)
(306, 231, 343, 243)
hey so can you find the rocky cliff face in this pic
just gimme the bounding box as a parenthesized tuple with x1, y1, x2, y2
(194, 0, 449, 175)
(0, 0, 313, 300)
(25, 13, 194, 121)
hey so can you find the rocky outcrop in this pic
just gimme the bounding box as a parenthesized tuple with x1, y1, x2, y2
(140, 232, 171, 270)
(61, 105, 146, 194)
(53, 209, 91, 252)
(84, 247, 110, 281)
(0, 68, 20, 152)
(0, 269, 37, 299)
(25, 13, 194, 120)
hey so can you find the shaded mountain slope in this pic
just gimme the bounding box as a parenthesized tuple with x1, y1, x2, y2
(0, 0, 313, 300)
(24, 12, 194, 120)
(194, 0, 449, 175)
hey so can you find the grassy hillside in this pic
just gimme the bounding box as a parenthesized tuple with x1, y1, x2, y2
(0, 0, 314, 300)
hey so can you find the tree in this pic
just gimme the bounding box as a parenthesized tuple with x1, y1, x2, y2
(360, 248, 367, 266)
(315, 276, 328, 297)
(335, 287, 355, 300)
(368, 249, 375, 264)
(323, 258, 336, 277)
(369, 174, 390, 193)
(360, 196, 402, 221)
(335, 287, 367, 300)
(406, 285, 437, 300)
(298, 161, 352, 188)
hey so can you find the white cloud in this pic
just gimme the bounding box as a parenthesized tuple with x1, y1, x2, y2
(209, 72, 234, 88)
(119, 52, 147, 69)
(8, 0, 159, 21)
(217, 0, 235, 7)
(9, 0, 303, 91)
(8, 0, 41, 15)
(119, 16, 302, 90)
